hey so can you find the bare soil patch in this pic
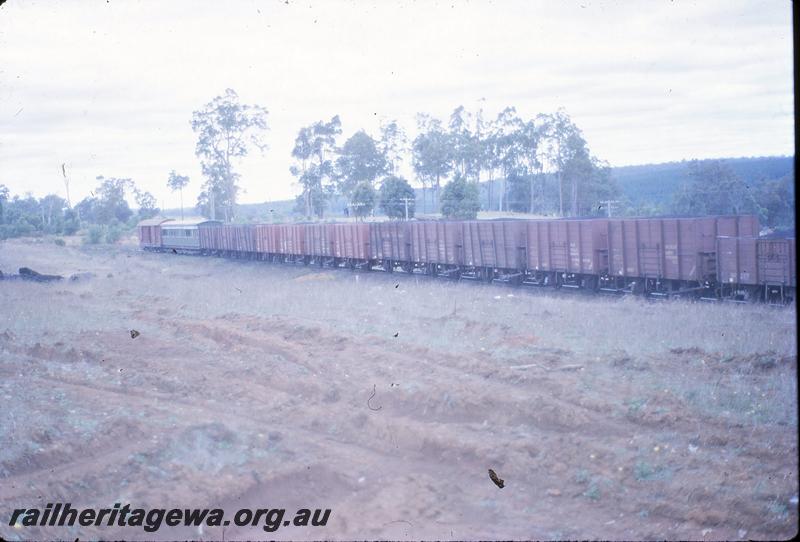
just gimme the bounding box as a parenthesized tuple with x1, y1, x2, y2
(1, 238, 797, 540)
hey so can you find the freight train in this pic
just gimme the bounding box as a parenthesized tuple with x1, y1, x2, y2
(137, 215, 796, 304)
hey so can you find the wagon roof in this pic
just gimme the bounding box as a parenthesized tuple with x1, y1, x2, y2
(161, 218, 222, 227)
(137, 217, 174, 226)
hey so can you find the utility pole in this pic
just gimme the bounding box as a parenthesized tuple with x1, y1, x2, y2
(209, 189, 216, 221)
(400, 197, 414, 220)
(60, 163, 71, 208)
(600, 200, 619, 218)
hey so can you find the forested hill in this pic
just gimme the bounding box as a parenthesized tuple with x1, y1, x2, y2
(611, 155, 794, 206)
(175, 155, 794, 222)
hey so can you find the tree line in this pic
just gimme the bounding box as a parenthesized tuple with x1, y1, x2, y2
(0, 176, 159, 242)
(0, 89, 793, 242)
(189, 89, 619, 222)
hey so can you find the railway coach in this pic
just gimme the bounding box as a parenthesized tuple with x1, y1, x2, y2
(153, 218, 221, 252)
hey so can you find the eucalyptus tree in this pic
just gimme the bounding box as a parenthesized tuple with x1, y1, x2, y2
(191, 89, 268, 222)
(755, 173, 794, 228)
(196, 162, 239, 221)
(472, 101, 495, 193)
(541, 110, 618, 216)
(335, 130, 387, 199)
(412, 113, 453, 212)
(561, 131, 593, 216)
(167, 170, 190, 220)
(290, 116, 342, 219)
(448, 106, 474, 180)
(133, 189, 159, 220)
(0, 184, 9, 224)
(673, 160, 758, 216)
(516, 115, 548, 214)
(379, 119, 407, 175)
(541, 109, 583, 216)
(93, 176, 134, 225)
(491, 107, 524, 212)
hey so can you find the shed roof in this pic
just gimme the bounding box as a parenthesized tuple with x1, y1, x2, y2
(137, 217, 174, 227)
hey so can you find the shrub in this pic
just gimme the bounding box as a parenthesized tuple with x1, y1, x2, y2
(379, 176, 415, 219)
(84, 225, 104, 245)
(54, 238, 66, 246)
(440, 174, 480, 219)
(0, 223, 35, 239)
(350, 182, 376, 219)
(105, 224, 125, 244)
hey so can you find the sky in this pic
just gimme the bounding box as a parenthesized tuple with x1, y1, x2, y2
(0, 0, 794, 209)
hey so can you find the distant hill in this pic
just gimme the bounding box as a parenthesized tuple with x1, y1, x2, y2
(611, 155, 794, 206)
(164, 155, 793, 221)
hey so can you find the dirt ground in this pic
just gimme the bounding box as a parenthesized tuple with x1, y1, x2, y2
(1, 236, 797, 540)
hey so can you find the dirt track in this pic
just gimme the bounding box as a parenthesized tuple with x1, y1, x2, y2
(1, 237, 797, 540)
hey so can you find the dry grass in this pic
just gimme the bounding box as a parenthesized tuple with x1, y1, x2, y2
(1, 237, 797, 540)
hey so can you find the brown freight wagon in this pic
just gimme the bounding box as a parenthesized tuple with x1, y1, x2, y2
(199, 225, 221, 252)
(276, 224, 306, 256)
(305, 224, 335, 259)
(607, 215, 759, 281)
(253, 224, 280, 255)
(217, 224, 255, 254)
(525, 219, 608, 274)
(462, 220, 525, 270)
(694, 214, 759, 266)
(409, 221, 463, 267)
(606, 218, 696, 283)
(206, 224, 256, 256)
(717, 236, 758, 286)
(717, 236, 796, 302)
(137, 217, 173, 249)
(331, 223, 371, 261)
(712, 215, 759, 242)
(370, 221, 411, 264)
(251, 223, 305, 258)
(758, 238, 796, 289)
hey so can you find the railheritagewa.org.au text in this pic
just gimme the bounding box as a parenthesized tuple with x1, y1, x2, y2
(9, 503, 331, 533)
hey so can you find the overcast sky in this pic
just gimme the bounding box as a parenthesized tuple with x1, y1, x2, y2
(0, 0, 794, 209)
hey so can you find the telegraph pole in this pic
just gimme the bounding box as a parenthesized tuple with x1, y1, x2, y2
(600, 200, 619, 218)
(400, 197, 414, 220)
(60, 163, 71, 208)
